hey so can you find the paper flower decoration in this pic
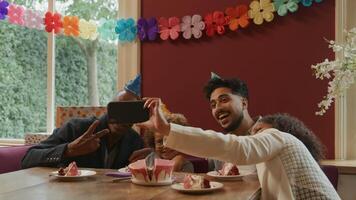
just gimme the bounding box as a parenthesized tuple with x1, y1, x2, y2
(248, 0, 275, 25)
(44, 12, 62, 34)
(137, 17, 158, 41)
(98, 19, 117, 41)
(204, 11, 226, 37)
(180, 15, 205, 39)
(8, 4, 25, 26)
(273, 0, 299, 16)
(158, 17, 180, 40)
(0, 0, 9, 20)
(300, 0, 323, 7)
(225, 5, 249, 31)
(24, 9, 43, 30)
(79, 19, 98, 40)
(63, 16, 79, 37)
(115, 18, 137, 42)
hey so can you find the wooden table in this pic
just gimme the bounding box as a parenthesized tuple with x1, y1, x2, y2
(0, 167, 260, 200)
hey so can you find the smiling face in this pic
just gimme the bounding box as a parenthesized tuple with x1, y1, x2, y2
(210, 87, 247, 132)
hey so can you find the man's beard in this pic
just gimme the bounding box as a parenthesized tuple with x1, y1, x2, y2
(223, 112, 244, 133)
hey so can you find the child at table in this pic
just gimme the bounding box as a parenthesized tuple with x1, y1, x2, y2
(144, 113, 194, 173)
(140, 98, 340, 200)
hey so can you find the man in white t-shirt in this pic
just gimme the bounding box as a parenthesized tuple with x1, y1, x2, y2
(204, 72, 257, 172)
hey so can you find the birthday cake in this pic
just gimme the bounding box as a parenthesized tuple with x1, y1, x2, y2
(218, 162, 239, 176)
(128, 158, 174, 183)
(58, 161, 81, 176)
(183, 174, 210, 189)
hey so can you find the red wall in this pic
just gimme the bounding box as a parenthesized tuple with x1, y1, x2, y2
(141, 0, 335, 158)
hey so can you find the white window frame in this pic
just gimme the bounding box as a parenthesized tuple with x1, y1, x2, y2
(335, 0, 356, 159)
(0, 0, 140, 145)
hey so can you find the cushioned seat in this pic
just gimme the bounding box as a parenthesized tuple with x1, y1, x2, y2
(0, 145, 31, 174)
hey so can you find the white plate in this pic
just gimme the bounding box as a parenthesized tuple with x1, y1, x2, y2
(50, 170, 96, 180)
(171, 181, 223, 194)
(118, 167, 131, 173)
(131, 178, 173, 186)
(206, 171, 249, 181)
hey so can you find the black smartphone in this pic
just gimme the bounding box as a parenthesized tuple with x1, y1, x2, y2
(107, 100, 149, 124)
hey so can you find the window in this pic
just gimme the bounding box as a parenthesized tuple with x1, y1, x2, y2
(55, 0, 118, 108)
(0, 1, 48, 139)
(0, 0, 140, 143)
(335, 0, 356, 159)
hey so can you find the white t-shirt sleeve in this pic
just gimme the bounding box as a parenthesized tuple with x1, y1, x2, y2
(165, 124, 286, 165)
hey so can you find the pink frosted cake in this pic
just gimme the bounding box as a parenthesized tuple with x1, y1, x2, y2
(58, 161, 81, 176)
(183, 174, 210, 189)
(218, 162, 239, 176)
(129, 158, 174, 183)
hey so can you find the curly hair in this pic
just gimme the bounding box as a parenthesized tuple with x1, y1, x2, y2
(259, 113, 325, 162)
(203, 77, 249, 100)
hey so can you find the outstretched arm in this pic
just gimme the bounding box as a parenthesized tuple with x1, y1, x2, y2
(138, 97, 285, 165)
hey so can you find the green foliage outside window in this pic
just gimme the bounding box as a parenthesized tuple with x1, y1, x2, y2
(0, 23, 116, 138)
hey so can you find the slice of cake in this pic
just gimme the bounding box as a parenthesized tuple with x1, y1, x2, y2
(129, 158, 174, 183)
(57, 161, 81, 176)
(183, 175, 210, 189)
(218, 162, 239, 176)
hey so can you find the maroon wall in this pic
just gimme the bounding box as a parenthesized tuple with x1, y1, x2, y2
(141, 0, 335, 158)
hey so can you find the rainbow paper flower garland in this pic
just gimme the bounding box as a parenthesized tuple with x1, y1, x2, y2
(0, 0, 323, 43)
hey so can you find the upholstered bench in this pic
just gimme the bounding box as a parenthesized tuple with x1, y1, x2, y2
(0, 145, 31, 174)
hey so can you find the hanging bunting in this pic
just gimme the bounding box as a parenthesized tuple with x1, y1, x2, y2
(137, 17, 158, 41)
(274, 0, 299, 16)
(180, 15, 205, 39)
(225, 5, 249, 31)
(115, 18, 137, 42)
(98, 19, 117, 41)
(0, 0, 324, 42)
(63, 16, 79, 37)
(300, 0, 323, 7)
(204, 11, 226, 37)
(8, 4, 25, 26)
(24, 9, 43, 30)
(44, 12, 62, 34)
(0, 0, 9, 20)
(248, 0, 275, 25)
(79, 19, 98, 40)
(158, 17, 180, 40)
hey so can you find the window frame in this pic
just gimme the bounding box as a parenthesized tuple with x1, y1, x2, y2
(0, 0, 140, 145)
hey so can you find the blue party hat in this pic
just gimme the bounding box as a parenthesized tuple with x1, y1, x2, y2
(211, 72, 222, 80)
(124, 74, 141, 97)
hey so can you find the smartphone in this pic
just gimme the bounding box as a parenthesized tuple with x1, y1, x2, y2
(107, 100, 149, 124)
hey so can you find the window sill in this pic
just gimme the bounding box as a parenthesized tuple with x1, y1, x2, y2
(0, 138, 25, 147)
(321, 159, 356, 174)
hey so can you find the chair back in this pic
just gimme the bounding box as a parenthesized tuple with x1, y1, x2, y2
(321, 165, 339, 189)
(56, 106, 107, 128)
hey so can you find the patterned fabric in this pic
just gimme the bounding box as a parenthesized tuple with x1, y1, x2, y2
(24, 133, 50, 145)
(279, 136, 339, 200)
(56, 106, 107, 128)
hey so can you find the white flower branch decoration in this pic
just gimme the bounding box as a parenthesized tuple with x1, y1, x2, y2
(312, 27, 356, 115)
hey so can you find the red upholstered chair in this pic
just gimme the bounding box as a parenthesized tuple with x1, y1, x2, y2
(0, 145, 31, 174)
(321, 165, 339, 189)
